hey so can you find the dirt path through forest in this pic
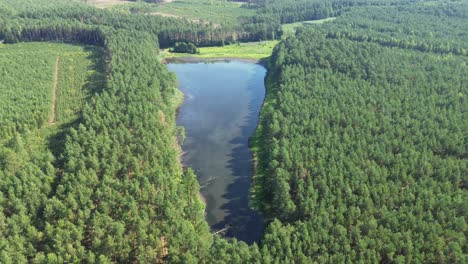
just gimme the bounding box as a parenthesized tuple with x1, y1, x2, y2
(49, 56, 60, 124)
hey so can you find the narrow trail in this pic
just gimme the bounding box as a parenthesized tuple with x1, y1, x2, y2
(49, 56, 60, 124)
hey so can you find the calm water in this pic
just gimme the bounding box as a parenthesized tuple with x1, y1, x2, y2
(168, 61, 265, 244)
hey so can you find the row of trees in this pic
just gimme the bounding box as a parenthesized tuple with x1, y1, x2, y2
(1, 0, 280, 47)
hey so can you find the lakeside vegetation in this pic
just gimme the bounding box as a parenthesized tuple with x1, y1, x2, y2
(0, 0, 467, 262)
(162, 17, 336, 60)
(249, 1, 468, 262)
(164, 40, 278, 60)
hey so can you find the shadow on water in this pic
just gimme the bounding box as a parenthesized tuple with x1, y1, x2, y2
(211, 68, 265, 244)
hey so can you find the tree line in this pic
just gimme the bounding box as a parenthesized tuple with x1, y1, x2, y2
(1, 0, 280, 47)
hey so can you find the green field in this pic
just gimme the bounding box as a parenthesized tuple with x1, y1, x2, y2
(164, 40, 279, 60)
(0, 42, 104, 140)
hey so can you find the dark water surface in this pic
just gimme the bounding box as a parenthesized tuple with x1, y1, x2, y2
(168, 61, 265, 244)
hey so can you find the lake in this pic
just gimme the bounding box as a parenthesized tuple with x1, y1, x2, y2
(168, 61, 265, 244)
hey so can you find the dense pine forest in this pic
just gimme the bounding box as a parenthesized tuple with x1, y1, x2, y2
(0, 0, 467, 263)
(252, 31, 466, 263)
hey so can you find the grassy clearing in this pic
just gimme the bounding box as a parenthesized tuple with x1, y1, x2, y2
(164, 40, 278, 60)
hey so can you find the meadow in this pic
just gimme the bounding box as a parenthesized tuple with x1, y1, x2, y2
(164, 40, 279, 60)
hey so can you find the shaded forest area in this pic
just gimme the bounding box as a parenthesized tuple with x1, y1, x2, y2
(0, 0, 467, 263)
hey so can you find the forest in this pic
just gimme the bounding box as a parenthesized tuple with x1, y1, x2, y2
(251, 30, 466, 263)
(0, 0, 467, 263)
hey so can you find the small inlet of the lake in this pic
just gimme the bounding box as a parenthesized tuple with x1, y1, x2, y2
(168, 60, 266, 244)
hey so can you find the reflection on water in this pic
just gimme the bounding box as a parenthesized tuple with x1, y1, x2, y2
(168, 61, 265, 244)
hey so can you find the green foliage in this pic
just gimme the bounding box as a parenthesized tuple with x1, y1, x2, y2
(255, 0, 419, 24)
(253, 21, 467, 264)
(0, 0, 276, 48)
(37, 28, 211, 262)
(166, 40, 278, 60)
(0, 1, 212, 262)
(0, 43, 56, 138)
(0, 42, 102, 139)
(320, 3, 468, 55)
(119, 0, 282, 42)
(131, 0, 256, 26)
(0, 41, 103, 263)
(172, 41, 198, 54)
(56, 46, 105, 122)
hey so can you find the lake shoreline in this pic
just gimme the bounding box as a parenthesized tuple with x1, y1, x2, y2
(163, 56, 267, 66)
